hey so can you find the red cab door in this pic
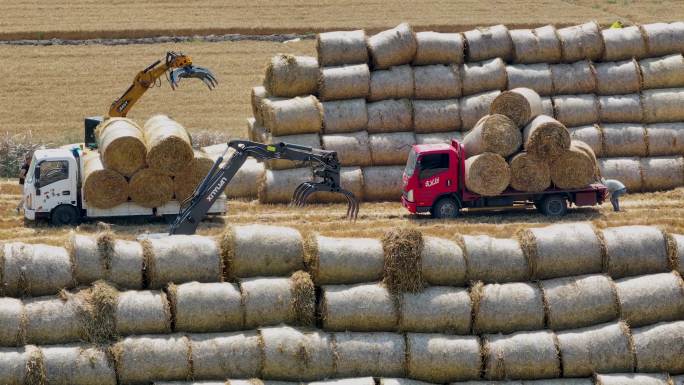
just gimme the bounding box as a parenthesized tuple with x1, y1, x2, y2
(415, 152, 455, 207)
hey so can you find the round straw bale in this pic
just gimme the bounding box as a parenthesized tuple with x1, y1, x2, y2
(170, 282, 242, 333)
(557, 21, 604, 62)
(260, 326, 334, 381)
(367, 99, 413, 133)
(557, 321, 634, 377)
(322, 99, 368, 134)
(596, 373, 673, 385)
(116, 290, 170, 335)
(223, 224, 303, 278)
(464, 24, 513, 62)
(464, 153, 510, 196)
(258, 168, 314, 203)
(541, 274, 618, 330)
(603, 225, 669, 278)
(264, 54, 319, 97)
(553, 94, 600, 127)
(462, 235, 529, 283)
(510, 25, 562, 64)
(243, 276, 296, 328)
(0, 348, 28, 385)
(309, 166, 365, 203)
(412, 99, 461, 133)
(473, 282, 544, 334)
(602, 25, 647, 61)
(541, 97, 554, 116)
(461, 58, 507, 96)
(251, 86, 268, 125)
(142, 115, 193, 176)
(95, 118, 146, 177)
(317, 30, 368, 67)
(104, 237, 143, 289)
(484, 331, 560, 380)
(263, 133, 322, 170)
(2, 242, 73, 297)
(382, 227, 424, 294)
(399, 286, 471, 334)
(463, 114, 520, 157)
(113, 334, 191, 384)
(362, 166, 404, 201)
(24, 295, 83, 345)
(415, 131, 463, 144)
(568, 125, 602, 156)
(320, 283, 397, 332)
(68, 233, 105, 285)
(642, 88, 684, 123)
(641, 54, 684, 91)
(414, 65, 461, 99)
(421, 236, 467, 286)
(549, 142, 596, 189)
(460, 90, 501, 130)
(598, 94, 644, 123)
(332, 332, 405, 377)
(595, 59, 641, 95)
(414, 31, 465, 65)
(379, 379, 436, 385)
(0, 298, 22, 346)
(491, 88, 543, 127)
(641, 22, 684, 57)
(599, 157, 644, 192)
(601, 124, 646, 157)
(632, 320, 684, 373)
(321, 131, 372, 167)
(407, 333, 481, 383)
(82, 153, 129, 209)
(42, 345, 115, 385)
(648, 123, 684, 156)
(369, 132, 416, 166)
(519, 223, 602, 280)
(306, 235, 383, 285)
(225, 158, 264, 199)
(367, 23, 417, 70)
(262, 96, 323, 136)
(509, 152, 550, 192)
(549, 60, 597, 94)
(319, 64, 370, 101)
(143, 235, 221, 289)
(616, 272, 684, 328)
(189, 331, 261, 380)
(369, 65, 414, 101)
(128, 168, 173, 208)
(173, 151, 214, 201)
(506, 65, 554, 97)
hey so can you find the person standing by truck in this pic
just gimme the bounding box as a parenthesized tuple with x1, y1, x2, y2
(601, 177, 627, 212)
(16, 152, 32, 213)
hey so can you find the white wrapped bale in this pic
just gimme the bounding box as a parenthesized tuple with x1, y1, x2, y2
(305, 235, 383, 285)
(596, 373, 673, 385)
(602, 25, 647, 61)
(461, 58, 507, 96)
(603, 226, 669, 278)
(484, 331, 560, 380)
(557, 322, 634, 377)
(321, 99, 368, 134)
(362, 166, 404, 201)
(321, 283, 397, 331)
(260, 326, 334, 381)
(506, 64, 554, 96)
(113, 334, 191, 384)
(598, 94, 644, 123)
(42, 345, 116, 385)
(460, 91, 501, 130)
(640, 54, 684, 89)
(472, 282, 544, 334)
(369, 132, 416, 166)
(641, 155, 684, 192)
(615, 272, 684, 327)
(414, 65, 461, 99)
(549, 61, 597, 94)
(568, 125, 603, 157)
(464, 24, 513, 62)
(553, 94, 599, 127)
(510, 25, 561, 64)
(318, 64, 370, 101)
(259, 168, 313, 203)
(312, 379, 375, 385)
(557, 22, 604, 62)
(594, 59, 641, 95)
(0, 348, 27, 385)
(116, 290, 170, 335)
(67, 233, 104, 285)
(223, 224, 303, 278)
(601, 124, 646, 157)
(632, 321, 684, 374)
(399, 286, 471, 334)
(332, 332, 405, 377)
(647, 123, 684, 156)
(262, 96, 322, 136)
(462, 235, 529, 283)
(72, 234, 143, 290)
(251, 86, 268, 125)
(2, 243, 73, 297)
(264, 55, 319, 97)
(368, 23, 417, 69)
(412, 99, 461, 133)
(367, 99, 413, 133)
(421, 236, 467, 286)
(143, 235, 221, 289)
(0, 298, 22, 346)
(321, 131, 372, 167)
(541, 97, 554, 116)
(413, 32, 465, 65)
(599, 157, 643, 192)
(369, 65, 414, 101)
(189, 332, 261, 380)
(243, 273, 314, 328)
(170, 282, 242, 333)
(641, 22, 684, 57)
(24, 295, 83, 345)
(407, 333, 481, 383)
(540, 274, 619, 330)
(316, 30, 368, 67)
(379, 380, 435, 385)
(642, 88, 684, 123)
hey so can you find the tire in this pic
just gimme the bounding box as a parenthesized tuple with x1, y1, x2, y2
(50, 205, 80, 226)
(432, 197, 460, 219)
(539, 195, 568, 217)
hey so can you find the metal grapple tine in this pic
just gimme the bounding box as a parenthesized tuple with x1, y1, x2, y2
(298, 185, 317, 206)
(291, 182, 312, 206)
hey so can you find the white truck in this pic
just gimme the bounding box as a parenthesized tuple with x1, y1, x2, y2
(23, 145, 225, 225)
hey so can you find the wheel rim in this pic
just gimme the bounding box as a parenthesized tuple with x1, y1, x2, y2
(440, 202, 456, 218)
(548, 199, 563, 215)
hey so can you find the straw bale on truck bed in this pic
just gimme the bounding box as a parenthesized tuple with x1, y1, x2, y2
(95, 117, 147, 177)
(142, 114, 194, 176)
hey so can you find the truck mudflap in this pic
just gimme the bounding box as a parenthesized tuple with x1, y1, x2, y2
(401, 196, 430, 214)
(574, 191, 600, 206)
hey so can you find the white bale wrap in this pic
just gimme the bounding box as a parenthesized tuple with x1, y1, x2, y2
(421, 236, 467, 286)
(639, 54, 684, 89)
(568, 125, 603, 157)
(369, 132, 416, 166)
(632, 321, 684, 374)
(598, 157, 643, 192)
(369, 65, 414, 101)
(484, 331, 560, 380)
(641, 22, 684, 57)
(549, 60, 597, 94)
(460, 91, 501, 130)
(362, 166, 404, 201)
(367, 99, 413, 133)
(407, 333, 481, 383)
(321, 99, 368, 134)
(116, 290, 170, 335)
(462, 235, 529, 283)
(242, 275, 309, 328)
(594, 59, 641, 95)
(42, 345, 116, 385)
(461, 58, 507, 96)
(557, 322, 634, 377)
(318, 64, 370, 101)
(317, 30, 368, 67)
(510, 25, 561, 64)
(473, 282, 545, 334)
(642, 88, 684, 123)
(368, 23, 417, 70)
(113, 334, 191, 384)
(552, 94, 599, 127)
(264, 55, 319, 97)
(602, 225, 670, 278)
(647, 123, 684, 156)
(260, 326, 334, 381)
(640, 156, 684, 192)
(615, 272, 684, 327)
(0, 298, 22, 346)
(24, 295, 83, 345)
(464, 24, 513, 62)
(399, 286, 471, 334)
(602, 25, 647, 61)
(189, 332, 261, 380)
(598, 94, 644, 123)
(262, 96, 323, 136)
(143, 235, 221, 289)
(412, 99, 461, 133)
(506, 64, 554, 96)
(171, 282, 242, 333)
(413, 64, 461, 99)
(602, 123, 647, 157)
(557, 21, 604, 62)
(413, 31, 465, 65)
(2, 243, 73, 297)
(306, 235, 384, 285)
(321, 131, 372, 167)
(321, 283, 397, 332)
(332, 332, 406, 378)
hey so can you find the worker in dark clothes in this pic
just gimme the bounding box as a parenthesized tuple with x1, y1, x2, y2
(601, 177, 627, 212)
(16, 152, 31, 213)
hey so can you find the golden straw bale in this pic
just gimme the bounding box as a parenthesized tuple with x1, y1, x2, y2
(2, 242, 73, 297)
(369, 132, 416, 166)
(42, 345, 116, 385)
(615, 272, 684, 328)
(483, 331, 560, 380)
(642, 88, 684, 123)
(368, 65, 414, 101)
(316, 30, 368, 67)
(412, 99, 461, 133)
(382, 226, 424, 294)
(522, 115, 571, 159)
(549, 60, 597, 94)
(553, 94, 599, 127)
(464, 153, 510, 196)
(321, 99, 368, 134)
(549, 141, 596, 189)
(464, 24, 513, 62)
(407, 333, 481, 383)
(639, 54, 684, 89)
(367, 23, 417, 70)
(557, 21, 604, 62)
(173, 151, 214, 201)
(112, 334, 191, 384)
(143, 235, 222, 289)
(251, 86, 268, 125)
(640, 155, 684, 192)
(258, 168, 313, 203)
(490, 88, 543, 127)
(264, 54, 319, 97)
(24, 295, 83, 345)
(598, 94, 644, 123)
(367, 99, 413, 133)
(242, 272, 314, 328)
(128, 168, 173, 208)
(262, 96, 323, 136)
(318, 64, 370, 101)
(95, 117, 146, 176)
(462, 235, 529, 283)
(115, 290, 171, 335)
(460, 90, 501, 130)
(509, 152, 550, 192)
(461, 58, 507, 96)
(463, 114, 520, 157)
(170, 281, 242, 333)
(142, 114, 194, 176)
(413, 31, 465, 65)
(82, 152, 129, 209)
(632, 320, 684, 374)
(321, 131, 372, 167)
(510, 25, 561, 64)
(332, 332, 405, 378)
(594, 59, 641, 95)
(602, 25, 647, 61)
(421, 236, 467, 286)
(413, 64, 461, 99)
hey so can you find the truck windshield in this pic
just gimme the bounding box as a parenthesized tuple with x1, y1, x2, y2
(405, 149, 417, 177)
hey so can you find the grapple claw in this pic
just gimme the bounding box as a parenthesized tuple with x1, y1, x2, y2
(290, 181, 359, 220)
(169, 65, 218, 90)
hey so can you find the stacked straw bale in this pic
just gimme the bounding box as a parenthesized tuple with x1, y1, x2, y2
(95, 118, 146, 176)
(143, 114, 194, 176)
(82, 152, 129, 209)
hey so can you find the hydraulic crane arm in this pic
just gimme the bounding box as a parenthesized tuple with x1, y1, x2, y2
(169, 140, 359, 235)
(108, 51, 218, 117)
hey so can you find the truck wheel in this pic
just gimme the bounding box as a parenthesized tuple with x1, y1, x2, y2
(51, 205, 80, 226)
(432, 198, 460, 219)
(540, 195, 567, 217)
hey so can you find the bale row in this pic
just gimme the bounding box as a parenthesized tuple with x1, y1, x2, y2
(569, 123, 684, 158)
(598, 156, 684, 192)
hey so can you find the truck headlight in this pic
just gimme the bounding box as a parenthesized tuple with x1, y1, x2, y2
(407, 189, 414, 202)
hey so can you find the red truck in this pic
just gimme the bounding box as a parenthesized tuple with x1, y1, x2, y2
(401, 140, 608, 218)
